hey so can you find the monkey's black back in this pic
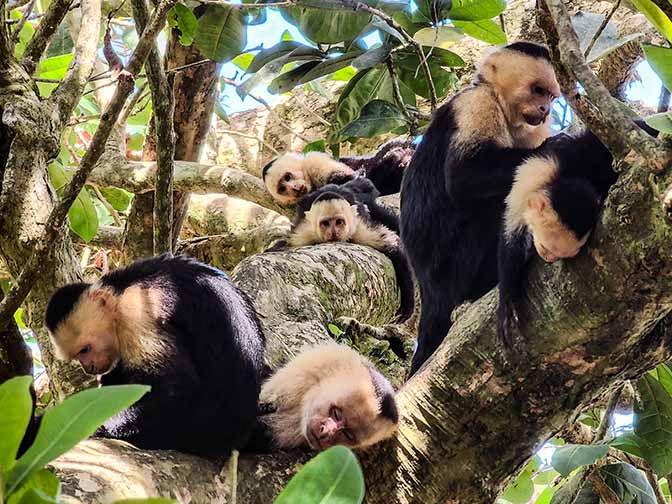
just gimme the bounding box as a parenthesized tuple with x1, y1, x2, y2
(97, 254, 265, 457)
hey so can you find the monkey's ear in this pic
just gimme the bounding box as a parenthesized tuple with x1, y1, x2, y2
(527, 192, 547, 213)
(87, 288, 116, 310)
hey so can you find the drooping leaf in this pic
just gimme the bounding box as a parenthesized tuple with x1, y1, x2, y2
(47, 164, 99, 242)
(393, 46, 466, 68)
(550, 444, 609, 477)
(274, 446, 364, 504)
(99, 187, 134, 212)
(446, 0, 507, 21)
(7, 385, 150, 495)
(339, 100, 407, 139)
(571, 11, 643, 63)
(7, 469, 61, 504)
(352, 45, 393, 70)
(634, 374, 672, 475)
(280, 6, 371, 44)
(599, 463, 656, 504)
(269, 61, 321, 94)
(500, 457, 539, 504)
(643, 44, 672, 92)
(167, 3, 198, 46)
(303, 140, 326, 153)
(0, 376, 33, 472)
(610, 431, 646, 458)
(452, 19, 507, 44)
(650, 363, 672, 395)
(397, 60, 457, 99)
(644, 112, 672, 134)
(246, 41, 322, 74)
(294, 50, 365, 86)
(194, 5, 246, 63)
(413, 26, 465, 47)
(631, 0, 672, 42)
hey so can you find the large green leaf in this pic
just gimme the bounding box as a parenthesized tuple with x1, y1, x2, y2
(453, 19, 507, 44)
(396, 58, 458, 99)
(268, 61, 321, 94)
(7, 469, 61, 504)
(7, 385, 150, 495)
(413, 0, 453, 22)
(0, 376, 33, 472)
(550, 474, 598, 504)
(167, 3, 198, 46)
(36, 54, 74, 98)
(650, 362, 672, 395)
(644, 112, 672, 134)
(393, 46, 466, 68)
(274, 446, 364, 504)
(550, 444, 609, 477)
(501, 457, 539, 504)
(11, 9, 35, 59)
(45, 24, 74, 58)
(47, 163, 98, 242)
(599, 463, 656, 504)
(446, 0, 507, 21)
(194, 5, 246, 63)
(246, 41, 323, 74)
(280, 6, 371, 44)
(295, 50, 365, 86)
(413, 26, 465, 47)
(631, 0, 672, 42)
(634, 373, 672, 475)
(100, 187, 134, 212)
(340, 100, 407, 139)
(643, 44, 672, 92)
(352, 45, 393, 70)
(610, 431, 645, 458)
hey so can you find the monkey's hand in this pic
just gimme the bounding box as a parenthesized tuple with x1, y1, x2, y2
(497, 299, 520, 348)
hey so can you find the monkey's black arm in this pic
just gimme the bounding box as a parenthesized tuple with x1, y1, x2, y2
(368, 203, 400, 234)
(382, 243, 415, 322)
(446, 144, 537, 206)
(497, 229, 534, 347)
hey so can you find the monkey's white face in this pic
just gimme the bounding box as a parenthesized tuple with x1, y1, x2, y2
(264, 155, 310, 205)
(51, 289, 121, 375)
(307, 198, 357, 243)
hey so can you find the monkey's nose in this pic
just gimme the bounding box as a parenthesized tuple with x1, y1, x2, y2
(538, 104, 548, 114)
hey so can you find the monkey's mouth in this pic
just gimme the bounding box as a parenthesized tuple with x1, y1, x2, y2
(307, 429, 323, 450)
(523, 113, 546, 126)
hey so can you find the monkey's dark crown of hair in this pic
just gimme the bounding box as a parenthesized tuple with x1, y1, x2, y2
(313, 191, 346, 204)
(261, 159, 276, 180)
(45, 282, 90, 331)
(366, 366, 399, 423)
(504, 41, 551, 61)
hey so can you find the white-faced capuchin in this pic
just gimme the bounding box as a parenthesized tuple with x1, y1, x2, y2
(497, 121, 659, 345)
(401, 41, 562, 375)
(268, 177, 414, 321)
(246, 343, 398, 452)
(262, 151, 357, 206)
(44, 254, 266, 457)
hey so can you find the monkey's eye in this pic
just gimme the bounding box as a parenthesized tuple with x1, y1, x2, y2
(335, 218, 344, 226)
(284, 173, 292, 182)
(331, 406, 343, 421)
(320, 220, 330, 228)
(343, 429, 356, 442)
(532, 85, 546, 96)
(278, 186, 286, 194)
(78, 345, 91, 356)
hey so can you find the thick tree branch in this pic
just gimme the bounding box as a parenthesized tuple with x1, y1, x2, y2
(0, 0, 177, 333)
(47, 0, 101, 126)
(20, 0, 74, 75)
(89, 158, 291, 216)
(131, 0, 175, 254)
(541, 0, 670, 171)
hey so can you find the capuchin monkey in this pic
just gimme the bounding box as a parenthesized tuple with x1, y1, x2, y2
(401, 41, 562, 375)
(246, 343, 398, 452)
(45, 254, 266, 457)
(262, 151, 357, 206)
(269, 178, 414, 322)
(497, 121, 659, 345)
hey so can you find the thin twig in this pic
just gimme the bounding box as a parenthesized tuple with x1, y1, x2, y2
(594, 384, 623, 442)
(385, 56, 417, 136)
(118, 81, 149, 125)
(167, 58, 211, 74)
(11, 0, 37, 44)
(0, 0, 178, 334)
(540, 0, 669, 172)
(90, 183, 123, 226)
(584, 0, 621, 59)
(220, 129, 280, 155)
(337, 0, 438, 110)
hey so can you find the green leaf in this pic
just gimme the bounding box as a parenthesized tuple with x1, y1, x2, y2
(232, 52, 255, 71)
(453, 19, 507, 44)
(332, 66, 358, 81)
(535, 487, 556, 504)
(36, 54, 74, 98)
(644, 112, 672, 133)
(246, 41, 322, 74)
(303, 140, 326, 153)
(274, 446, 364, 504)
(501, 458, 536, 504)
(413, 26, 465, 47)
(45, 24, 74, 58)
(14, 308, 27, 330)
(340, 100, 407, 139)
(293, 51, 366, 88)
(269, 61, 321, 94)
(112, 499, 178, 504)
(167, 4, 198, 46)
(281, 29, 293, 41)
(328, 323, 345, 337)
(99, 187, 133, 212)
(280, 6, 371, 44)
(47, 163, 98, 242)
(352, 46, 393, 70)
(7, 470, 61, 504)
(447, 0, 507, 21)
(0, 376, 33, 472)
(194, 5, 247, 63)
(10, 9, 35, 59)
(632, 0, 672, 42)
(651, 363, 672, 395)
(634, 374, 672, 475)
(413, 0, 452, 22)
(550, 474, 598, 504)
(599, 463, 656, 504)
(571, 11, 643, 63)
(533, 468, 560, 485)
(7, 385, 150, 495)
(643, 44, 672, 91)
(610, 432, 646, 458)
(550, 444, 609, 477)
